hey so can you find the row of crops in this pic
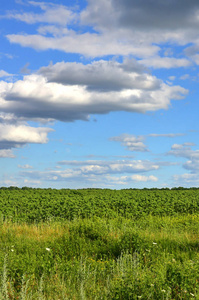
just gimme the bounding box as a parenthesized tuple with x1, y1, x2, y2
(1, 187, 199, 222)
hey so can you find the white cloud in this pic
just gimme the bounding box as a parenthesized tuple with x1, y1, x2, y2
(140, 57, 191, 69)
(184, 44, 199, 65)
(173, 173, 199, 186)
(0, 124, 53, 144)
(169, 143, 197, 156)
(82, 0, 199, 32)
(184, 142, 196, 146)
(0, 122, 53, 155)
(110, 134, 148, 152)
(149, 133, 185, 138)
(180, 74, 190, 80)
(183, 160, 199, 172)
(39, 60, 159, 91)
(0, 179, 18, 186)
(0, 70, 13, 77)
(110, 132, 186, 152)
(171, 144, 185, 150)
(23, 179, 41, 185)
(20, 63, 31, 75)
(5, 0, 199, 65)
(105, 174, 158, 185)
(0, 61, 187, 123)
(169, 76, 176, 81)
(18, 164, 33, 169)
(19, 169, 158, 187)
(19, 159, 160, 187)
(57, 159, 160, 174)
(0, 149, 15, 158)
(168, 143, 199, 173)
(130, 175, 158, 182)
(5, 1, 76, 26)
(6, 32, 159, 58)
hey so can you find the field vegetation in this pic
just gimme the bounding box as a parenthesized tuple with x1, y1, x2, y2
(0, 187, 199, 299)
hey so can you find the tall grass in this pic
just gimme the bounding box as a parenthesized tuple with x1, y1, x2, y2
(0, 215, 199, 299)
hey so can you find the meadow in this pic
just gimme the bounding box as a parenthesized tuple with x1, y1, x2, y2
(0, 187, 199, 299)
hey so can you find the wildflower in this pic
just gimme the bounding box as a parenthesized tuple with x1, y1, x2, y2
(190, 293, 195, 297)
(46, 248, 50, 251)
(151, 284, 154, 287)
(11, 249, 14, 252)
(153, 242, 157, 245)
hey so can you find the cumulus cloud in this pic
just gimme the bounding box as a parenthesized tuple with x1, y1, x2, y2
(57, 159, 159, 174)
(19, 168, 159, 187)
(81, 0, 199, 63)
(129, 1, 199, 30)
(183, 160, 199, 172)
(4, 1, 77, 26)
(0, 70, 13, 77)
(0, 149, 15, 158)
(0, 122, 53, 155)
(168, 143, 199, 173)
(185, 45, 199, 65)
(39, 60, 159, 92)
(81, 0, 199, 61)
(110, 132, 186, 152)
(0, 123, 53, 150)
(173, 173, 199, 186)
(140, 57, 191, 69)
(171, 142, 195, 150)
(18, 159, 160, 187)
(23, 179, 41, 186)
(18, 164, 33, 169)
(149, 133, 185, 138)
(180, 74, 190, 80)
(7, 31, 159, 58)
(168, 143, 198, 157)
(5, 0, 199, 62)
(20, 63, 31, 75)
(82, 0, 199, 31)
(0, 179, 18, 187)
(121, 174, 158, 182)
(0, 60, 187, 123)
(110, 134, 148, 152)
(0, 124, 52, 144)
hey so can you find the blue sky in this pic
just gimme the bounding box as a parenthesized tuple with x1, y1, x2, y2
(1, 0, 199, 189)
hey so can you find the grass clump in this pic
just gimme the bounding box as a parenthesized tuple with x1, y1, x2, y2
(0, 214, 198, 298)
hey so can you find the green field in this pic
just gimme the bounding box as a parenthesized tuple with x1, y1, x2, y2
(0, 187, 199, 299)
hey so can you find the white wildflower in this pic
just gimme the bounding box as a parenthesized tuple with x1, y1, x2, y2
(46, 248, 50, 251)
(190, 293, 195, 297)
(153, 242, 157, 245)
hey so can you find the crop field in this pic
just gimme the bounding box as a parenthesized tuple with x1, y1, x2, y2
(0, 187, 199, 299)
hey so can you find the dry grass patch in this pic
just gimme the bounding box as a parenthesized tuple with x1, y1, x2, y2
(0, 222, 68, 242)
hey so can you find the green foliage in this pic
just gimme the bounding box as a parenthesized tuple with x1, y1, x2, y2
(0, 187, 199, 222)
(0, 188, 199, 298)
